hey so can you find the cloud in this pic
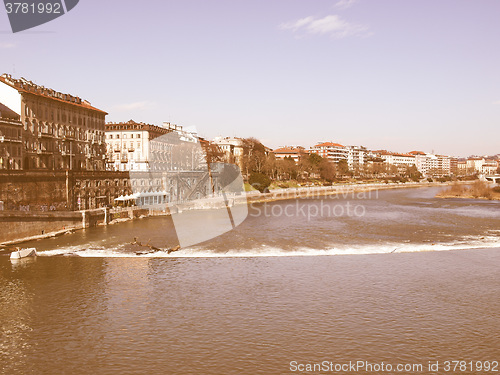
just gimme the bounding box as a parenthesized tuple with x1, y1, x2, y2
(494, 100, 500, 105)
(334, 0, 357, 9)
(114, 101, 155, 111)
(279, 15, 369, 39)
(0, 42, 15, 49)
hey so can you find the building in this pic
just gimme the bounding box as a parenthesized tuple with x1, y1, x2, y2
(408, 151, 456, 177)
(377, 151, 416, 168)
(273, 146, 306, 163)
(0, 74, 107, 171)
(346, 145, 366, 171)
(105, 120, 174, 171)
(457, 159, 467, 174)
(437, 155, 452, 176)
(310, 142, 348, 163)
(0, 102, 22, 170)
(212, 136, 244, 166)
(409, 151, 429, 176)
(449, 157, 458, 175)
(467, 157, 485, 172)
(480, 161, 499, 175)
(425, 154, 439, 176)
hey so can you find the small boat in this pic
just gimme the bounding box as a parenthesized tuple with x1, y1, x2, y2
(10, 248, 37, 260)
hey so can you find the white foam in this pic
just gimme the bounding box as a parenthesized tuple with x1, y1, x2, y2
(36, 234, 500, 258)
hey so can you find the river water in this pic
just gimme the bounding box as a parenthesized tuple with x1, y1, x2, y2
(1, 186, 499, 374)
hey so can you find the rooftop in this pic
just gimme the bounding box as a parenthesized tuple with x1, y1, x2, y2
(0, 102, 20, 120)
(0, 73, 107, 114)
(273, 146, 305, 154)
(313, 142, 344, 148)
(106, 120, 173, 134)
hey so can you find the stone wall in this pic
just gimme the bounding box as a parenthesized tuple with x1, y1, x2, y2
(0, 208, 110, 244)
(0, 210, 82, 243)
(0, 170, 131, 211)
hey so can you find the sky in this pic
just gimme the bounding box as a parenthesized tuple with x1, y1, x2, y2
(1, 0, 499, 157)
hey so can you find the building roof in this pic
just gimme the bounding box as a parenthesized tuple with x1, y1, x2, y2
(313, 142, 344, 148)
(0, 74, 107, 115)
(106, 120, 174, 139)
(379, 150, 415, 158)
(0, 102, 20, 120)
(409, 151, 426, 155)
(273, 146, 305, 154)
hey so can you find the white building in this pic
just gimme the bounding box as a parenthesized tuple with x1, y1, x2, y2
(480, 161, 498, 175)
(467, 158, 485, 172)
(378, 151, 416, 167)
(437, 155, 452, 176)
(310, 142, 348, 163)
(346, 145, 366, 171)
(105, 120, 174, 171)
(212, 136, 244, 166)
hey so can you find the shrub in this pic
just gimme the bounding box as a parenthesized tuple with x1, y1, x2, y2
(470, 181, 492, 199)
(249, 172, 271, 193)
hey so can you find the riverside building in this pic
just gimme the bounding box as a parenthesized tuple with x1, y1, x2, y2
(310, 142, 348, 163)
(273, 146, 306, 163)
(0, 74, 107, 171)
(0, 102, 22, 170)
(105, 120, 175, 172)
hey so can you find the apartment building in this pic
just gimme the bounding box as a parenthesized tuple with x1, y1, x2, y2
(273, 146, 306, 163)
(310, 142, 348, 163)
(0, 102, 22, 170)
(0, 74, 107, 171)
(212, 136, 244, 166)
(467, 157, 485, 171)
(346, 145, 366, 170)
(105, 120, 174, 171)
(377, 151, 416, 167)
(480, 161, 499, 175)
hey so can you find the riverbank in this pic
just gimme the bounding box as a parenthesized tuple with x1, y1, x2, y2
(0, 181, 459, 247)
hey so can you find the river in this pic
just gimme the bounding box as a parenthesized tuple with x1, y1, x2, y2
(1, 186, 499, 374)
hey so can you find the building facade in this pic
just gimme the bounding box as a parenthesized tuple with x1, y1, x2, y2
(0, 74, 107, 171)
(346, 145, 367, 171)
(212, 136, 244, 167)
(273, 146, 306, 163)
(377, 151, 416, 168)
(105, 120, 174, 171)
(310, 142, 348, 163)
(0, 102, 22, 170)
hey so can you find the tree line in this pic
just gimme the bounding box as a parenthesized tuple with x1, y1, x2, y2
(205, 138, 424, 192)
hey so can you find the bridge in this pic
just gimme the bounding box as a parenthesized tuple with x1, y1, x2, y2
(485, 175, 500, 184)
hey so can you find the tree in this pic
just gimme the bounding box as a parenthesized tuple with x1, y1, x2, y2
(249, 172, 271, 193)
(336, 159, 350, 177)
(405, 165, 422, 182)
(319, 159, 336, 182)
(241, 138, 268, 178)
(204, 143, 225, 165)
